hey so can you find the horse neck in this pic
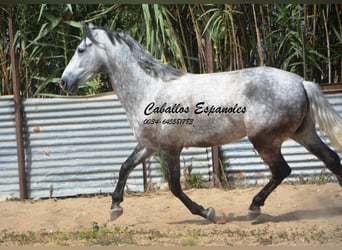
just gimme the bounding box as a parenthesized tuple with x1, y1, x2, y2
(106, 53, 157, 114)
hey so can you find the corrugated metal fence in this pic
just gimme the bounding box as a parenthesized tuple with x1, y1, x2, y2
(0, 94, 212, 199)
(0, 92, 341, 200)
(0, 95, 19, 198)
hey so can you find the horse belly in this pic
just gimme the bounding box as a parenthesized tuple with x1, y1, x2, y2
(133, 112, 246, 150)
(182, 114, 246, 147)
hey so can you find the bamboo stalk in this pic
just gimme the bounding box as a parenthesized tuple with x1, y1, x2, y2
(335, 4, 342, 82)
(301, 4, 307, 79)
(322, 9, 331, 83)
(175, 6, 191, 71)
(312, 4, 317, 51)
(189, 5, 205, 73)
(252, 4, 263, 66)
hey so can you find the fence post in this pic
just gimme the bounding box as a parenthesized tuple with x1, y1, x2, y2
(204, 31, 222, 185)
(8, 8, 27, 200)
(142, 161, 147, 192)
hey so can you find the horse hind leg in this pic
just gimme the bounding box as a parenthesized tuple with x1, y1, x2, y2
(247, 136, 292, 220)
(291, 115, 342, 186)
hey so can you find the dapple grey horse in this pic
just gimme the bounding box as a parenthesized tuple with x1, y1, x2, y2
(60, 23, 342, 223)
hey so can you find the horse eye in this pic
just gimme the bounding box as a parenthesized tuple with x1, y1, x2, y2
(77, 47, 85, 54)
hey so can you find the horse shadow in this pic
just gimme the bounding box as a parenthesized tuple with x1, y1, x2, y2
(169, 206, 342, 225)
(249, 206, 342, 225)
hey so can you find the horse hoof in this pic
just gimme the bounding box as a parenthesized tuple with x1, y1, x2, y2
(110, 206, 123, 221)
(247, 208, 261, 221)
(205, 207, 216, 224)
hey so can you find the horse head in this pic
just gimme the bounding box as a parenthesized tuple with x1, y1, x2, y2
(60, 23, 107, 94)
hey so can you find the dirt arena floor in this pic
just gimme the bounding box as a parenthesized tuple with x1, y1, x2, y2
(1, 183, 342, 246)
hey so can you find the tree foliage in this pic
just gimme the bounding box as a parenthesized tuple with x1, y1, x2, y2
(1, 4, 341, 97)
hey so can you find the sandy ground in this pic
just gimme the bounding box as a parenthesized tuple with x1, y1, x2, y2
(0, 183, 342, 246)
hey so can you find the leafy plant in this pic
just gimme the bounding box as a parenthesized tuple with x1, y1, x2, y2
(4, 231, 37, 245)
(187, 174, 204, 189)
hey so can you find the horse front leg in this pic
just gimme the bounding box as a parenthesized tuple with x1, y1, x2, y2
(110, 144, 154, 221)
(160, 149, 216, 223)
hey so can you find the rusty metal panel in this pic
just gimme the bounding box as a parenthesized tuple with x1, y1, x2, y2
(0, 96, 20, 200)
(221, 92, 342, 186)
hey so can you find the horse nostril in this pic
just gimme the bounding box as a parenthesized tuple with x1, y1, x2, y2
(60, 79, 67, 90)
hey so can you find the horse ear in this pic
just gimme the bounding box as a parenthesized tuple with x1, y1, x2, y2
(81, 22, 101, 46)
(81, 22, 96, 33)
(88, 23, 96, 29)
(81, 22, 88, 32)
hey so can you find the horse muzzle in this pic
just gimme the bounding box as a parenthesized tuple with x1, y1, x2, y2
(60, 78, 79, 94)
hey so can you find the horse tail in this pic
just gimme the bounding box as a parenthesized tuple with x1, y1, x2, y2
(303, 81, 342, 153)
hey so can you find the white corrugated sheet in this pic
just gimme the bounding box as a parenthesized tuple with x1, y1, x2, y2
(0, 96, 20, 198)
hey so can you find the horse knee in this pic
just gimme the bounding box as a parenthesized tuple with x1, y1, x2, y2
(265, 155, 292, 184)
(272, 165, 291, 184)
(168, 180, 182, 197)
(281, 165, 292, 179)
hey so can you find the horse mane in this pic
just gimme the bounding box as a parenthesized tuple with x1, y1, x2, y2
(84, 24, 185, 81)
